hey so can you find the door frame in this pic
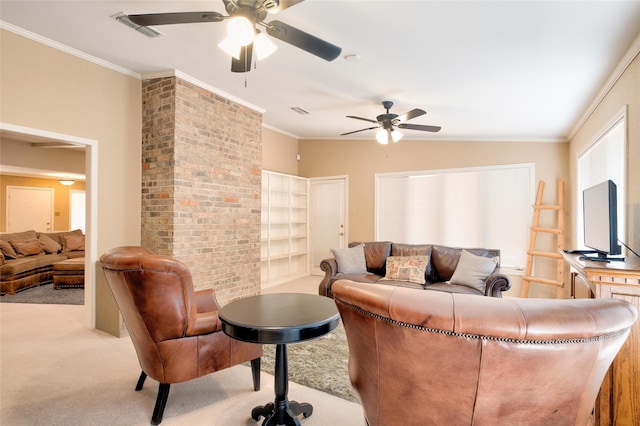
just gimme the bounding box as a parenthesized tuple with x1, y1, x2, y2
(1, 122, 98, 329)
(308, 175, 349, 275)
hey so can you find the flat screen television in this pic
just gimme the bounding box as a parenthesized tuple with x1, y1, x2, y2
(581, 180, 623, 262)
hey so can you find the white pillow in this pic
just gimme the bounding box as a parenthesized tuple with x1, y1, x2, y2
(449, 250, 499, 292)
(331, 243, 368, 274)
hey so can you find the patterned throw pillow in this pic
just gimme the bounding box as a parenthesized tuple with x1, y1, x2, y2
(449, 250, 499, 292)
(9, 238, 45, 257)
(331, 243, 368, 274)
(381, 255, 430, 285)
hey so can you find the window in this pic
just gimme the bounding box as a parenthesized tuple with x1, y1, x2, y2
(375, 164, 534, 269)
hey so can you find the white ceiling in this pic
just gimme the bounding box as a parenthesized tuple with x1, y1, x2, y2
(2, 1, 640, 142)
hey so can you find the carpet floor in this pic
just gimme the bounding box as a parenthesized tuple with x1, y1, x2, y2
(0, 283, 84, 305)
(260, 320, 356, 403)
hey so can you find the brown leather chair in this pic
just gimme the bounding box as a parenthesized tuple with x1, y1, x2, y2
(100, 246, 262, 425)
(332, 279, 637, 426)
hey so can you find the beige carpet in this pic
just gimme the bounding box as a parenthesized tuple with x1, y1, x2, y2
(0, 276, 365, 426)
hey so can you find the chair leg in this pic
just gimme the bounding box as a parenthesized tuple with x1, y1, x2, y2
(135, 371, 147, 391)
(251, 358, 261, 391)
(151, 383, 170, 425)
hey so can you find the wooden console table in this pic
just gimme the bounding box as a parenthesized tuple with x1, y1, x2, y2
(562, 252, 640, 426)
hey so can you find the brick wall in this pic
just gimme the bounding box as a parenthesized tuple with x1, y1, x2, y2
(141, 76, 262, 304)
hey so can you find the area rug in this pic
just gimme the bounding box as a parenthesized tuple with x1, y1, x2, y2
(0, 284, 83, 305)
(259, 321, 357, 403)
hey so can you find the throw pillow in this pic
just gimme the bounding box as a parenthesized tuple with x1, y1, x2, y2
(9, 238, 45, 257)
(61, 233, 85, 252)
(331, 243, 368, 274)
(0, 240, 19, 259)
(38, 234, 62, 254)
(381, 255, 430, 285)
(449, 250, 499, 292)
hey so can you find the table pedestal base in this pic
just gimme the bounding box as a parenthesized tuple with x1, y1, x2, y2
(251, 344, 313, 425)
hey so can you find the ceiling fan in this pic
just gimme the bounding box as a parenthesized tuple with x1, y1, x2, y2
(126, 0, 342, 73)
(342, 101, 441, 144)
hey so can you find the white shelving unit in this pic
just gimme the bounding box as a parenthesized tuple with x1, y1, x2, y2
(261, 171, 309, 287)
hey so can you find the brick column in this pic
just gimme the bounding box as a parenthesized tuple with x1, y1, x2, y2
(141, 76, 262, 303)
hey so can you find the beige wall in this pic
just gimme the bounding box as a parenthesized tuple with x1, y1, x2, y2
(262, 127, 299, 175)
(0, 175, 86, 232)
(1, 29, 141, 334)
(569, 51, 640, 254)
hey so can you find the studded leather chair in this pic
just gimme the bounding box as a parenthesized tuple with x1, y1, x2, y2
(332, 279, 637, 426)
(100, 246, 262, 425)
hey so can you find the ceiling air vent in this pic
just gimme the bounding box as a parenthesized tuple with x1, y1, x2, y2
(291, 107, 309, 115)
(112, 12, 163, 38)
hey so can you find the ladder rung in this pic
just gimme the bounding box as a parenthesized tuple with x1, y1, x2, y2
(523, 276, 564, 287)
(531, 227, 563, 234)
(527, 251, 563, 259)
(533, 204, 561, 210)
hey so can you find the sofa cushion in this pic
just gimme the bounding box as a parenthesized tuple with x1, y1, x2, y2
(61, 233, 85, 252)
(38, 234, 62, 254)
(0, 230, 37, 243)
(39, 229, 83, 246)
(0, 240, 19, 259)
(449, 250, 499, 292)
(381, 255, 430, 285)
(351, 241, 392, 276)
(332, 243, 367, 274)
(0, 253, 68, 276)
(10, 238, 44, 257)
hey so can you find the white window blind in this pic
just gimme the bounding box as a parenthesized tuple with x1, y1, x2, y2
(375, 164, 534, 268)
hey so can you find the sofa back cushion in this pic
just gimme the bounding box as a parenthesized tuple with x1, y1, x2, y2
(431, 246, 501, 282)
(350, 241, 392, 276)
(1, 230, 37, 243)
(391, 244, 434, 281)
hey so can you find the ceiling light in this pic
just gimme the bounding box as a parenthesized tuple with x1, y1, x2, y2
(376, 129, 403, 145)
(59, 178, 75, 186)
(254, 31, 278, 60)
(219, 16, 255, 58)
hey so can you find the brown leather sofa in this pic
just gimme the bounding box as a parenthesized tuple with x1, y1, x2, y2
(332, 279, 638, 426)
(1, 229, 85, 295)
(100, 246, 262, 425)
(320, 241, 511, 298)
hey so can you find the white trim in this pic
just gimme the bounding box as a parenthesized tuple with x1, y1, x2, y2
(0, 21, 140, 79)
(141, 69, 265, 114)
(0, 122, 98, 330)
(568, 32, 640, 140)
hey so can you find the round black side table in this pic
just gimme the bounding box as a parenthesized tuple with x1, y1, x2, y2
(219, 293, 339, 426)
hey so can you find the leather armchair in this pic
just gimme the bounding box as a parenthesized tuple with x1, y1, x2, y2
(332, 279, 637, 426)
(100, 246, 262, 425)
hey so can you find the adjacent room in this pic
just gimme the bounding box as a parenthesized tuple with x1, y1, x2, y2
(2, 1, 640, 425)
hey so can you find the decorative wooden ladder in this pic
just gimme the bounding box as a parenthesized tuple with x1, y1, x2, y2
(521, 180, 566, 298)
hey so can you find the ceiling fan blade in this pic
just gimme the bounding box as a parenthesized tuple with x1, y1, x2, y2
(266, 20, 342, 61)
(395, 108, 426, 123)
(398, 123, 442, 133)
(231, 44, 253, 73)
(346, 115, 379, 124)
(266, 0, 305, 13)
(128, 12, 224, 26)
(340, 126, 381, 136)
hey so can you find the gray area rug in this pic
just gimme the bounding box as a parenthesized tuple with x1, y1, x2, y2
(260, 321, 357, 403)
(0, 284, 83, 305)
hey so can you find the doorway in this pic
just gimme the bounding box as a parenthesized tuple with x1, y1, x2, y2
(309, 176, 348, 275)
(6, 186, 54, 232)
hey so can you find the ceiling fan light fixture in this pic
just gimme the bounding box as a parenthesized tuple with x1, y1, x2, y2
(254, 31, 277, 60)
(227, 16, 255, 46)
(218, 36, 243, 59)
(376, 129, 389, 145)
(391, 129, 403, 143)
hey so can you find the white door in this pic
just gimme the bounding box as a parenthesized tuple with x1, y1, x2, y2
(6, 186, 54, 232)
(309, 177, 348, 275)
(69, 190, 86, 232)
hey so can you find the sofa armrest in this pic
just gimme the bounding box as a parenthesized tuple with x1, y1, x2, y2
(319, 257, 339, 297)
(484, 270, 512, 298)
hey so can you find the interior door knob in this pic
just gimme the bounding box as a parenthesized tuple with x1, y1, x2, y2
(339, 232, 344, 236)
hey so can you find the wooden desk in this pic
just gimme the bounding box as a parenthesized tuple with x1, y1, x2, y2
(562, 252, 640, 426)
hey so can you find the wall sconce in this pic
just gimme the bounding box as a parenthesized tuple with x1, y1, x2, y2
(59, 178, 75, 186)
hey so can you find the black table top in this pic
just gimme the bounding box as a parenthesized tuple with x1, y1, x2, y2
(219, 293, 340, 345)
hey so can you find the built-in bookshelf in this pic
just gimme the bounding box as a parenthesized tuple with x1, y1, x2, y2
(261, 171, 309, 287)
